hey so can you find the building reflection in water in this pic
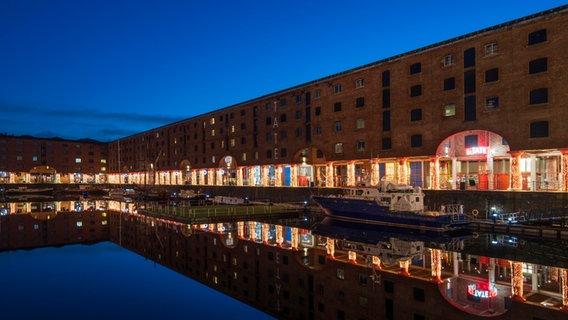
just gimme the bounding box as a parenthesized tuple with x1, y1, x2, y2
(1, 199, 567, 319)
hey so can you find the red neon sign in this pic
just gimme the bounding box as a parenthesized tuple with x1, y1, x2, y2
(467, 283, 497, 299)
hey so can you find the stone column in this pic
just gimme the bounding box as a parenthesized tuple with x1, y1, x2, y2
(431, 249, 443, 283)
(509, 151, 523, 191)
(326, 162, 334, 187)
(261, 223, 269, 244)
(397, 158, 407, 185)
(236, 167, 243, 186)
(347, 161, 356, 186)
(348, 251, 357, 264)
(262, 166, 269, 187)
(399, 259, 410, 276)
(237, 221, 244, 238)
(291, 227, 298, 250)
(451, 157, 458, 190)
(561, 149, 568, 192)
(487, 153, 494, 190)
(510, 261, 526, 302)
(274, 165, 282, 187)
(371, 159, 380, 186)
(530, 154, 537, 191)
(430, 156, 439, 190)
(372, 256, 382, 269)
(561, 268, 568, 312)
(453, 252, 460, 276)
(326, 238, 335, 259)
(275, 225, 283, 247)
(290, 165, 298, 187)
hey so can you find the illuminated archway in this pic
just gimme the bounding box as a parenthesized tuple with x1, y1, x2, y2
(292, 147, 326, 187)
(29, 165, 57, 183)
(436, 130, 510, 190)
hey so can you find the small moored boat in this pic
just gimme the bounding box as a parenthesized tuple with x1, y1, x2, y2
(311, 181, 469, 231)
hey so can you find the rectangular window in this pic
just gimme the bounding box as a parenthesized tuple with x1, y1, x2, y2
(382, 137, 392, 150)
(334, 84, 342, 94)
(382, 111, 391, 131)
(528, 29, 547, 45)
(296, 128, 302, 137)
(334, 143, 343, 154)
(443, 54, 455, 66)
(382, 70, 390, 87)
(464, 70, 476, 93)
(356, 118, 365, 129)
(355, 97, 365, 108)
(443, 77, 455, 91)
(334, 121, 342, 132)
(314, 89, 321, 98)
(281, 148, 287, 157)
(529, 58, 548, 74)
(411, 134, 422, 148)
(266, 117, 272, 125)
(280, 114, 287, 122)
(464, 96, 476, 121)
(485, 68, 499, 83)
(464, 47, 475, 68)
(464, 135, 478, 148)
(410, 62, 421, 74)
(385, 299, 394, 320)
(356, 140, 365, 152)
(355, 78, 364, 88)
(529, 88, 548, 105)
(444, 104, 456, 117)
(266, 150, 272, 159)
(334, 102, 342, 112)
(75, 158, 82, 163)
(530, 121, 549, 138)
(295, 110, 302, 119)
(413, 288, 425, 302)
(315, 106, 321, 116)
(484, 42, 499, 56)
(384, 280, 394, 293)
(486, 96, 499, 110)
(410, 108, 422, 121)
(382, 89, 391, 108)
(410, 85, 422, 97)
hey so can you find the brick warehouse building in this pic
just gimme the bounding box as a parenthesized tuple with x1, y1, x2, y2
(2, 5, 567, 192)
(103, 5, 568, 192)
(0, 134, 108, 184)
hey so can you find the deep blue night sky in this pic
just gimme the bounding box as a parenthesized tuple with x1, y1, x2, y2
(0, 1, 565, 142)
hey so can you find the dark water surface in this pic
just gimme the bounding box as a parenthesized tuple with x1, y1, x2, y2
(0, 242, 274, 320)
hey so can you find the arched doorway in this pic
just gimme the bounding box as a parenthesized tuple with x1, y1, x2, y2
(179, 160, 192, 185)
(292, 147, 326, 187)
(436, 130, 510, 190)
(219, 155, 237, 185)
(29, 165, 57, 183)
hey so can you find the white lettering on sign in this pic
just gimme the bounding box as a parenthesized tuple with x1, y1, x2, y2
(466, 147, 487, 156)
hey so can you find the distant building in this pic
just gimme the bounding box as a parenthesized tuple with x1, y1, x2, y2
(0, 134, 108, 183)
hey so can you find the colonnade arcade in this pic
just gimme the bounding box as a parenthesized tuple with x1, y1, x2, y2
(5, 130, 566, 192)
(103, 130, 568, 192)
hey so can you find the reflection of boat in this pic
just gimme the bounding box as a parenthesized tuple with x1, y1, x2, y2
(312, 217, 471, 254)
(311, 181, 469, 231)
(6, 186, 53, 195)
(312, 218, 470, 264)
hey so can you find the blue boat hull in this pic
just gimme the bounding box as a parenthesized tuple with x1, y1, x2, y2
(311, 196, 469, 231)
